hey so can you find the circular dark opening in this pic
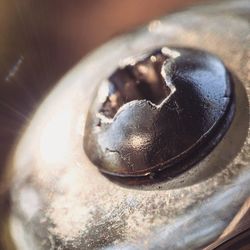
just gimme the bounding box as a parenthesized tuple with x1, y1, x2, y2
(99, 50, 171, 119)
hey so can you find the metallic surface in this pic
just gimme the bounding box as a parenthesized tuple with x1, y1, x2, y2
(2, 0, 249, 249)
(84, 47, 234, 183)
(205, 198, 250, 249)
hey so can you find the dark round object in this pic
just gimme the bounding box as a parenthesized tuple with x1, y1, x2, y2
(84, 47, 234, 184)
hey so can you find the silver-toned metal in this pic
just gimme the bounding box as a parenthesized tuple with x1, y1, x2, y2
(3, 0, 250, 249)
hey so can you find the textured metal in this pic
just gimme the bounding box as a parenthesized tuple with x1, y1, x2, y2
(84, 47, 235, 184)
(2, 0, 250, 249)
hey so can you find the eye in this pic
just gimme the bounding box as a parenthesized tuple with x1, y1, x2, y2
(1, 1, 249, 250)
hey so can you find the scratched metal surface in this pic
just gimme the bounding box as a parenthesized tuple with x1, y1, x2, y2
(5, 0, 250, 249)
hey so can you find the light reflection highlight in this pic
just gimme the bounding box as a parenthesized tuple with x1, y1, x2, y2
(38, 105, 73, 165)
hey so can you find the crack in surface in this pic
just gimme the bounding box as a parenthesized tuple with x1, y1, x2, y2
(97, 47, 180, 125)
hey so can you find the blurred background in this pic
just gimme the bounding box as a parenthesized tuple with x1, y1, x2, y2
(0, 0, 202, 177)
